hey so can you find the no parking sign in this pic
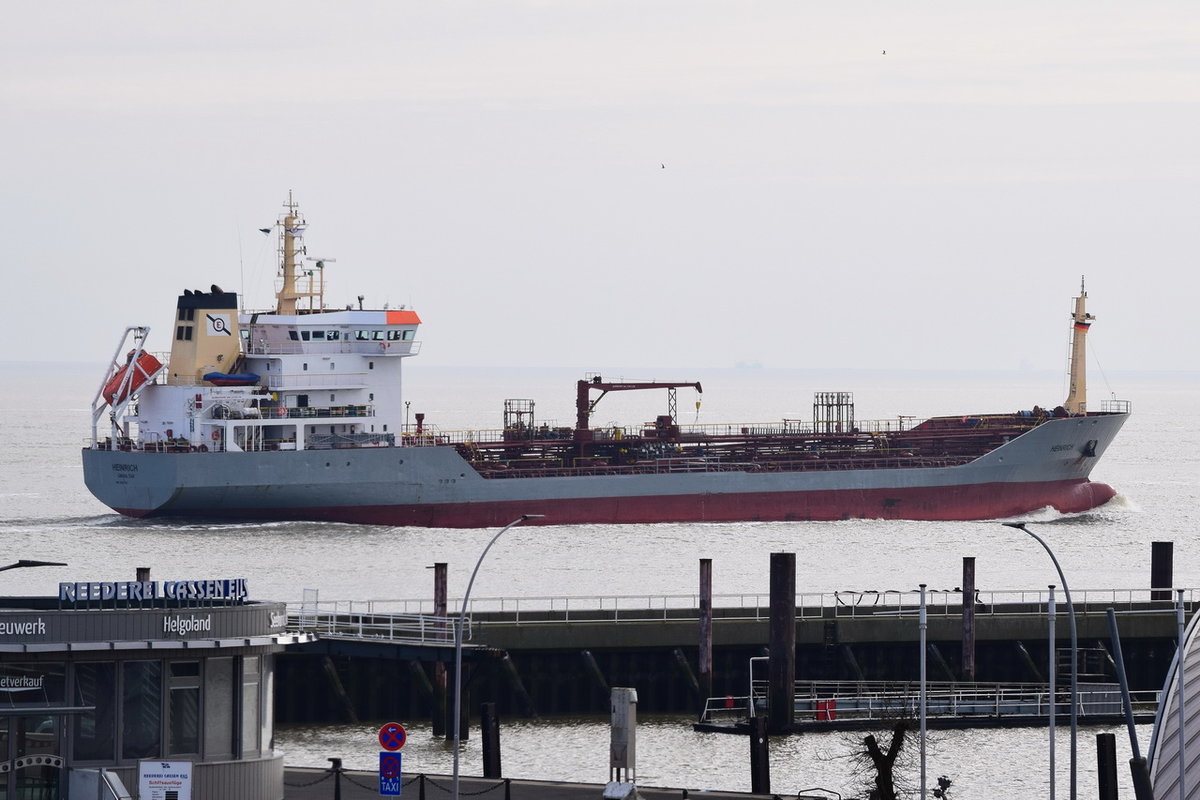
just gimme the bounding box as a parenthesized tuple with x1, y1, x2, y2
(379, 722, 407, 751)
(378, 722, 406, 796)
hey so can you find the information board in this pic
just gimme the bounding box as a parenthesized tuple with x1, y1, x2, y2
(138, 760, 192, 800)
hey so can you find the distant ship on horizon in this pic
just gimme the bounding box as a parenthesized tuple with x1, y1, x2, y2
(82, 195, 1129, 528)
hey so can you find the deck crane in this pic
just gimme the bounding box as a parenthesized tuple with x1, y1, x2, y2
(574, 375, 703, 438)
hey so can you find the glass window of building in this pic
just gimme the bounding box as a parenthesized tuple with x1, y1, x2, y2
(73, 661, 117, 761)
(241, 656, 260, 757)
(168, 661, 201, 756)
(122, 661, 162, 760)
(204, 657, 236, 760)
(260, 658, 274, 752)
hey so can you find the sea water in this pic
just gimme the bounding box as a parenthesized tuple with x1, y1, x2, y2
(2, 362, 1197, 798)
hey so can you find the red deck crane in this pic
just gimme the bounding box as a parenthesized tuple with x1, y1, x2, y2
(574, 376, 703, 437)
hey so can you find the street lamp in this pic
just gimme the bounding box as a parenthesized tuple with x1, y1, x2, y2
(0, 560, 67, 573)
(1004, 521, 1077, 800)
(452, 514, 544, 800)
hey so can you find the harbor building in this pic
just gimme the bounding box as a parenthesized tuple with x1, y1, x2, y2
(0, 575, 307, 800)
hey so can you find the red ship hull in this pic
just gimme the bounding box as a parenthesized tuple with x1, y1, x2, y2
(112, 477, 1117, 529)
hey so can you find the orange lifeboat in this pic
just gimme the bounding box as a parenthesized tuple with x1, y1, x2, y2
(102, 350, 163, 405)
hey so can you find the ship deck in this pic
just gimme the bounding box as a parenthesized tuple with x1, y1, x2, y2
(440, 412, 1059, 479)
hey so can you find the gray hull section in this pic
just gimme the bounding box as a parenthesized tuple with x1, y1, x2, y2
(82, 413, 1128, 526)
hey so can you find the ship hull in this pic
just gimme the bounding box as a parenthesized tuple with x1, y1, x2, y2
(83, 412, 1128, 528)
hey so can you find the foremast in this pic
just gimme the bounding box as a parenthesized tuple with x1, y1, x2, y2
(1063, 276, 1094, 415)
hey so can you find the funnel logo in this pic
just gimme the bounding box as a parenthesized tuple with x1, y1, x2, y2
(206, 314, 232, 336)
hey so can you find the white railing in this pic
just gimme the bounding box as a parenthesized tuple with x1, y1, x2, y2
(286, 606, 459, 644)
(701, 680, 1160, 725)
(287, 588, 1200, 626)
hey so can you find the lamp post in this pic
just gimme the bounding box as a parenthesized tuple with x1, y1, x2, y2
(1004, 522, 1077, 800)
(0, 560, 67, 573)
(452, 514, 544, 800)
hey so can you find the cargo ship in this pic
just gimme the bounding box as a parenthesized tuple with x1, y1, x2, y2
(82, 195, 1130, 528)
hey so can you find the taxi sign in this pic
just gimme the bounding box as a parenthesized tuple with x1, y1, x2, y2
(379, 752, 402, 796)
(378, 722, 407, 752)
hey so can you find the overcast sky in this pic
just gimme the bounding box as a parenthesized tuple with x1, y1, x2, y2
(3, 2, 1197, 374)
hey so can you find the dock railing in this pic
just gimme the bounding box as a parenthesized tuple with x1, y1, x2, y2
(287, 587, 1200, 627)
(286, 606, 457, 645)
(701, 678, 1161, 726)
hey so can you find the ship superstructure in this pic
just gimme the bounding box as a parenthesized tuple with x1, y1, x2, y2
(83, 197, 1130, 528)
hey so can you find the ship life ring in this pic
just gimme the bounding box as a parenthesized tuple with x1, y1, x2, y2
(380, 342, 390, 351)
(211, 430, 221, 441)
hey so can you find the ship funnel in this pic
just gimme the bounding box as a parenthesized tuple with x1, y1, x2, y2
(166, 287, 241, 386)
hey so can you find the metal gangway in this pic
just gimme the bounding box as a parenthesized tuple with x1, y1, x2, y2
(700, 657, 1160, 728)
(287, 590, 458, 647)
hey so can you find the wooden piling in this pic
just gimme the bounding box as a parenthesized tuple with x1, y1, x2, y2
(841, 644, 866, 682)
(1152, 542, 1173, 603)
(673, 648, 701, 697)
(321, 656, 360, 724)
(961, 556, 976, 681)
(481, 702, 502, 779)
(581, 650, 610, 694)
(927, 643, 957, 682)
(699, 558, 713, 712)
(1096, 732, 1118, 800)
(749, 715, 770, 794)
(1013, 640, 1045, 683)
(500, 653, 537, 717)
(433, 562, 448, 737)
(768, 552, 796, 734)
(408, 660, 434, 697)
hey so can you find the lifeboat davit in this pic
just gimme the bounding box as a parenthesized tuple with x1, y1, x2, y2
(103, 350, 163, 405)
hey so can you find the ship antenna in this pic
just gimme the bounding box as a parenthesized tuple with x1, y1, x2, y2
(236, 218, 245, 313)
(276, 191, 304, 315)
(1063, 275, 1094, 415)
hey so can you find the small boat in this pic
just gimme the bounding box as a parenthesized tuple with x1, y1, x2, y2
(203, 372, 261, 387)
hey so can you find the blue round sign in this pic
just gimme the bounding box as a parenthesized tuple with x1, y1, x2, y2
(379, 722, 407, 751)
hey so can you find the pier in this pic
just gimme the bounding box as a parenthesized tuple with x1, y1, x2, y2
(275, 586, 1190, 727)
